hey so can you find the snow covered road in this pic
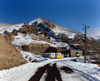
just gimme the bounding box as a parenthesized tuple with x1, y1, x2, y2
(29, 62, 88, 81)
(0, 58, 100, 81)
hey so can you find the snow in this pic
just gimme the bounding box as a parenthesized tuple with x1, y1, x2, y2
(0, 24, 23, 33)
(56, 62, 88, 81)
(52, 26, 76, 39)
(29, 18, 43, 25)
(0, 58, 70, 81)
(0, 17, 74, 49)
(11, 33, 69, 48)
(59, 58, 100, 80)
(0, 63, 46, 81)
(82, 28, 100, 40)
(0, 18, 43, 34)
(0, 57, 100, 81)
(19, 50, 43, 62)
(30, 18, 76, 40)
(11, 33, 57, 47)
(50, 37, 70, 49)
(0, 18, 100, 81)
(40, 70, 47, 81)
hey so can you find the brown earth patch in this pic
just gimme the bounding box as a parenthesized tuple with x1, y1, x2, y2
(97, 64, 100, 67)
(45, 63, 62, 81)
(29, 64, 50, 81)
(0, 34, 27, 70)
(60, 66, 74, 73)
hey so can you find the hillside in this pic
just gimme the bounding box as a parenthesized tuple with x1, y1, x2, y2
(0, 17, 99, 53)
(0, 34, 27, 70)
(0, 17, 100, 70)
(0, 23, 12, 28)
(86, 28, 100, 40)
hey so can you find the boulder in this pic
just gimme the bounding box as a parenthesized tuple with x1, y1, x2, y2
(12, 29, 18, 36)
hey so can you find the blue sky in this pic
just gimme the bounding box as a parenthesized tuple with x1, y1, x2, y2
(0, 0, 100, 31)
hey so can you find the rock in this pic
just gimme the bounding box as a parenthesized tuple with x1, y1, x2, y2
(12, 29, 18, 36)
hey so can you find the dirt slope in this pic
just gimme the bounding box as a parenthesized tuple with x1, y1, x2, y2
(0, 34, 27, 70)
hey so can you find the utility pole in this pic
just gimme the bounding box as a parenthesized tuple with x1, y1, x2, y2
(82, 24, 89, 63)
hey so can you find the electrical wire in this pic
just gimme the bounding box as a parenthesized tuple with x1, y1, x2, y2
(84, 8, 100, 24)
(87, 13, 100, 26)
(89, 17, 100, 26)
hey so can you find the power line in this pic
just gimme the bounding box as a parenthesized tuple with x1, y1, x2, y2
(89, 17, 100, 26)
(84, 8, 100, 24)
(87, 13, 100, 26)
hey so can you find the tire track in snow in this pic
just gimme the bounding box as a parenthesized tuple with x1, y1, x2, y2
(29, 63, 62, 81)
(62, 61, 100, 81)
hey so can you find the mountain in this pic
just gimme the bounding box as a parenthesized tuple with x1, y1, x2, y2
(86, 28, 100, 40)
(0, 17, 100, 70)
(0, 17, 98, 50)
(0, 23, 12, 28)
(0, 17, 77, 48)
(0, 17, 100, 50)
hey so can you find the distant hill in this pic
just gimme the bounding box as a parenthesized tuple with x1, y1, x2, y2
(86, 28, 100, 40)
(0, 23, 12, 28)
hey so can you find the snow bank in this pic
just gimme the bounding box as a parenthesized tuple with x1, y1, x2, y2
(19, 50, 43, 62)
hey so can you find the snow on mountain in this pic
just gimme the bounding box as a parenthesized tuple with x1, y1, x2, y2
(29, 17, 43, 25)
(0, 18, 76, 65)
(85, 28, 100, 40)
(0, 17, 76, 48)
(0, 23, 23, 33)
(30, 18, 76, 39)
(0, 23, 12, 28)
(52, 26, 76, 39)
(0, 18, 100, 81)
(11, 33, 60, 47)
(0, 18, 76, 40)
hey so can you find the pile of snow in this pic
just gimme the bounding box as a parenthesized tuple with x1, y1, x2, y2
(0, 62, 48, 81)
(19, 50, 43, 62)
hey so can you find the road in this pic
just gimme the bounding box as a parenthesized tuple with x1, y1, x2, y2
(29, 61, 89, 81)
